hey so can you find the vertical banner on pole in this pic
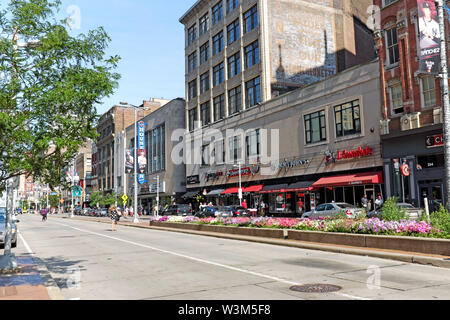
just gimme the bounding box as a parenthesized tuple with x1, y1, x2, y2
(137, 121, 147, 184)
(417, 0, 442, 74)
(125, 149, 134, 174)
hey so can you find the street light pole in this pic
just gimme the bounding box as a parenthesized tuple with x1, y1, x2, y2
(133, 107, 139, 223)
(437, 0, 450, 209)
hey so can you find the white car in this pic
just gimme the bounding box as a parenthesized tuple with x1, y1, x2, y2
(302, 203, 363, 219)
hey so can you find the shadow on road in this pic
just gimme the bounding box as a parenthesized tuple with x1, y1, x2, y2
(32, 256, 86, 289)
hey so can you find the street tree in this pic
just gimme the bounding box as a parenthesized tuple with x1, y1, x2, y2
(0, 0, 120, 192)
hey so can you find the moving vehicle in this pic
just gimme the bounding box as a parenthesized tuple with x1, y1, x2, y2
(194, 206, 218, 218)
(162, 204, 192, 216)
(302, 203, 363, 219)
(0, 211, 19, 248)
(367, 203, 423, 220)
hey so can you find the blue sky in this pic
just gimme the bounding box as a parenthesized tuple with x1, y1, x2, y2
(58, 0, 191, 115)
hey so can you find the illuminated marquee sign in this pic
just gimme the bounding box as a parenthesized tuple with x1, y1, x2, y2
(426, 134, 444, 148)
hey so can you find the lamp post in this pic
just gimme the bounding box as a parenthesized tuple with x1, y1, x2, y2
(154, 175, 160, 218)
(120, 102, 149, 223)
(436, 0, 450, 209)
(233, 162, 243, 206)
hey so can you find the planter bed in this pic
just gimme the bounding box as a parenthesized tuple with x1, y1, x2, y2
(149, 221, 450, 256)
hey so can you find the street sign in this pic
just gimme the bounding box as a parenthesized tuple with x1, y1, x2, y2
(73, 186, 82, 197)
(121, 195, 128, 204)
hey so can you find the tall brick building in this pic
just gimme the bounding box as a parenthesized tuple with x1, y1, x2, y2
(374, 0, 450, 208)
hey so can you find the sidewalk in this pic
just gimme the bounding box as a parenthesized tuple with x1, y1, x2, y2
(0, 256, 51, 300)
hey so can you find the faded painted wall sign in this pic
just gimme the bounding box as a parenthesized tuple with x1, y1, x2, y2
(269, 0, 337, 90)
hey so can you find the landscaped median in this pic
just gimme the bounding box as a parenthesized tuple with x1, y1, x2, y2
(148, 216, 450, 257)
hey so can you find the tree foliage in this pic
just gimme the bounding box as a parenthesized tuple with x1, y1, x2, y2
(0, 0, 120, 192)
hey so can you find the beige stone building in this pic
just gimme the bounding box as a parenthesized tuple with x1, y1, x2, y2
(180, 0, 376, 132)
(184, 60, 383, 215)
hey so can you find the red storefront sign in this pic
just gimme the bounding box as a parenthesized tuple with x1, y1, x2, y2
(337, 147, 373, 161)
(426, 134, 444, 148)
(227, 167, 252, 178)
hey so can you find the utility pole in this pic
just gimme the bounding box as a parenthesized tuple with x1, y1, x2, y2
(437, 0, 450, 209)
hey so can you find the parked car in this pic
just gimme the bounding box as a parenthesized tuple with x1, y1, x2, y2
(194, 206, 218, 218)
(367, 203, 423, 220)
(226, 205, 249, 217)
(98, 208, 108, 217)
(302, 202, 363, 219)
(0, 212, 19, 248)
(162, 204, 192, 216)
(215, 206, 234, 218)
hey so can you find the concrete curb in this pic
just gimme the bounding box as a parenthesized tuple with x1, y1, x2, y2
(31, 257, 65, 300)
(53, 216, 450, 269)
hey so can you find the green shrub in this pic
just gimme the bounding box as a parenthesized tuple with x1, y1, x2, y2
(382, 197, 407, 221)
(430, 205, 450, 236)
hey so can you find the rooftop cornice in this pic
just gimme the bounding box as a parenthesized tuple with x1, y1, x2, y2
(179, 0, 209, 25)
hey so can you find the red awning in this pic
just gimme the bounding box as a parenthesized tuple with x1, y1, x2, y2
(243, 185, 264, 193)
(313, 172, 383, 188)
(222, 187, 240, 194)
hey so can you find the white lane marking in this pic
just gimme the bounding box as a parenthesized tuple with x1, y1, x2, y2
(18, 232, 34, 254)
(56, 221, 371, 300)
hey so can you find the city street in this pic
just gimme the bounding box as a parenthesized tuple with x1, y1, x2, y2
(13, 214, 450, 300)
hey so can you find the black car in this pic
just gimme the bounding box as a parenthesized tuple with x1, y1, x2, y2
(227, 205, 249, 217)
(194, 206, 218, 218)
(162, 204, 192, 216)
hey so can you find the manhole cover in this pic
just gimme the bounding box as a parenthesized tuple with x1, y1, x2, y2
(290, 284, 342, 293)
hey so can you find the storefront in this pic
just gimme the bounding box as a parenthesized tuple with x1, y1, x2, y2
(382, 125, 446, 210)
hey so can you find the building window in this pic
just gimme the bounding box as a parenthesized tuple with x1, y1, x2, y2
(200, 72, 210, 94)
(212, 31, 224, 56)
(214, 140, 226, 164)
(188, 79, 197, 100)
(226, 0, 239, 14)
(188, 108, 198, 132)
(228, 52, 241, 78)
(385, 27, 399, 66)
(188, 25, 197, 45)
(334, 100, 361, 137)
(188, 51, 197, 73)
(245, 77, 261, 108)
(199, 14, 209, 36)
(147, 124, 165, 173)
(422, 76, 437, 108)
(390, 85, 404, 115)
(244, 41, 259, 69)
(200, 41, 209, 65)
(229, 135, 242, 162)
(304, 110, 326, 144)
(246, 129, 260, 158)
(200, 101, 211, 126)
(213, 62, 225, 86)
(212, 1, 223, 25)
(228, 86, 242, 115)
(243, 5, 258, 34)
(202, 144, 211, 166)
(213, 94, 225, 122)
(383, 0, 397, 7)
(227, 19, 240, 45)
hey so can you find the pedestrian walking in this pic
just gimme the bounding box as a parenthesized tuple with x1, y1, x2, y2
(110, 206, 120, 231)
(260, 201, 266, 217)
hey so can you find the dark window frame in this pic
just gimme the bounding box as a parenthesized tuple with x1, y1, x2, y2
(334, 100, 361, 138)
(304, 110, 327, 144)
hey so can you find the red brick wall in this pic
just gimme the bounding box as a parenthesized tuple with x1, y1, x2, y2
(375, 0, 450, 131)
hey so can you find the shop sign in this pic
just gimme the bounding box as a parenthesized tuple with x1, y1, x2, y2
(337, 146, 373, 161)
(271, 158, 310, 171)
(205, 171, 223, 182)
(426, 134, 444, 148)
(187, 175, 200, 185)
(227, 166, 259, 178)
(401, 163, 411, 177)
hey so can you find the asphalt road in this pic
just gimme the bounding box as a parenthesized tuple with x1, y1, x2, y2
(13, 214, 450, 300)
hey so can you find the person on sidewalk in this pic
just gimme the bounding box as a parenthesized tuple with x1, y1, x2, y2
(109, 206, 120, 231)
